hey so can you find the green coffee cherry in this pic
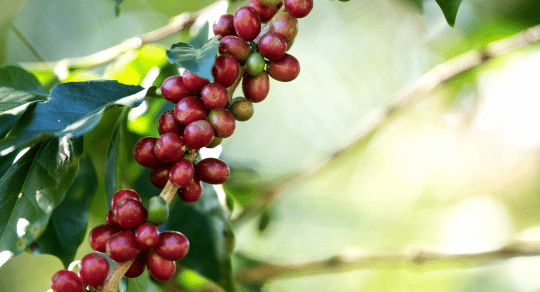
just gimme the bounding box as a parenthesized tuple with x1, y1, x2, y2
(245, 52, 266, 76)
(147, 196, 169, 225)
(229, 97, 254, 121)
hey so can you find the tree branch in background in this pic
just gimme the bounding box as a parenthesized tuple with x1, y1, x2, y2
(231, 23, 540, 225)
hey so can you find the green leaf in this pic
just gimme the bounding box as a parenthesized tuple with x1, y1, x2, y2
(32, 153, 97, 267)
(119, 270, 163, 292)
(0, 136, 82, 266)
(435, 0, 462, 26)
(188, 21, 210, 49)
(0, 80, 151, 154)
(166, 35, 220, 81)
(0, 65, 48, 114)
(105, 108, 129, 209)
(112, 0, 123, 16)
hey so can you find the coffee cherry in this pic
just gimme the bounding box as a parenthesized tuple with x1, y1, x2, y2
(150, 165, 171, 189)
(154, 132, 186, 163)
(212, 55, 239, 87)
(174, 96, 208, 125)
(111, 189, 141, 209)
(51, 270, 83, 292)
(196, 158, 230, 184)
(135, 222, 160, 249)
(246, 52, 266, 76)
(269, 11, 298, 47)
(106, 231, 141, 262)
(105, 210, 119, 227)
(79, 253, 109, 287)
(219, 36, 252, 63)
(284, 0, 313, 18)
(242, 71, 270, 102)
(255, 0, 282, 6)
(183, 120, 214, 149)
(89, 224, 120, 253)
(230, 98, 254, 121)
(158, 110, 184, 135)
(178, 178, 203, 203)
(267, 53, 300, 82)
(155, 231, 190, 261)
(206, 109, 236, 138)
(213, 14, 236, 37)
(247, 0, 278, 22)
(258, 32, 287, 60)
(113, 198, 147, 230)
(147, 196, 169, 225)
(161, 76, 193, 103)
(234, 6, 262, 41)
(134, 137, 163, 169)
(201, 82, 229, 109)
(124, 253, 146, 278)
(182, 70, 210, 92)
(146, 250, 176, 281)
(170, 159, 195, 187)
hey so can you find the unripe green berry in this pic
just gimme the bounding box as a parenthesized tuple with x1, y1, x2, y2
(147, 196, 169, 225)
(229, 98, 254, 121)
(206, 137, 223, 148)
(245, 52, 266, 76)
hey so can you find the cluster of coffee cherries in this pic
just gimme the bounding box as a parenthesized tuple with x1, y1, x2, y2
(50, 190, 188, 291)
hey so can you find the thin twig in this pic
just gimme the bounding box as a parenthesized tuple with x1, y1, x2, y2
(8, 22, 47, 65)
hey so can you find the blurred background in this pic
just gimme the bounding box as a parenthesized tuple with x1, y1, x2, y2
(3, 0, 540, 291)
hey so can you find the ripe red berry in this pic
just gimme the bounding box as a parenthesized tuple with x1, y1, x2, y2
(150, 165, 171, 189)
(212, 55, 239, 87)
(50, 270, 83, 292)
(234, 6, 262, 41)
(161, 76, 193, 103)
(284, 0, 313, 18)
(169, 159, 195, 187)
(267, 53, 300, 82)
(113, 198, 147, 230)
(79, 253, 109, 287)
(255, 0, 282, 6)
(133, 137, 164, 169)
(154, 132, 186, 163)
(155, 231, 190, 261)
(247, 0, 278, 22)
(111, 189, 141, 209)
(219, 36, 252, 63)
(196, 158, 231, 184)
(269, 11, 299, 47)
(183, 120, 214, 149)
(206, 109, 236, 138)
(89, 224, 120, 253)
(158, 110, 184, 135)
(124, 253, 146, 278)
(174, 96, 208, 125)
(146, 250, 176, 281)
(213, 14, 236, 37)
(106, 231, 141, 262)
(135, 223, 160, 250)
(258, 32, 287, 60)
(229, 98, 254, 121)
(242, 71, 270, 102)
(178, 178, 203, 203)
(183, 70, 210, 92)
(106, 210, 119, 227)
(201, 82, 229, 109)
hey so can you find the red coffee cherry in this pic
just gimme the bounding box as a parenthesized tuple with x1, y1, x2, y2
(234, 6, 262, 41)
(247, 0, 278, 22)
(174, 96, 208, 125)
(183, 120, 214, 149)
(212, 55, 239, 87)
(229, 98, 254, 121)
(269, 11, 298, 47)
(242, 71, 270, 102)
(158, 110, 184, 135)
(106, 231, 141, 262)
(124, 253, 146, 278)
(169, 159, 195, 188)
(267, 53, 300, 82)
(89, 224, 120, 253)
(79, 253, 109, 287)
(161, 76, 193, 103)
(111, 189, 141, 209)
(154, 132, 186, 163)
(146, 250, 176, 281)
(113, 198, 147, 230)
(201, 82, 229, 109)
(255, 0, 282, 6)
(196, 158, 231, 184)
(135, 222, 160, 250)
(133, 137, 163, 169)
(155, 231, 190, 261)
(50, 270, 83, 292)
(150, 165, 171, 189)
(284, 0, 313, 18)
(206, 109, 236, 138)
(258, 32, 287, 60)
(178, 178, 203, 203)
(213, 14, 236, 37)
(105, 210, 119, 227)
(219, 36, 252, 63)
(183, 70, 210, 92)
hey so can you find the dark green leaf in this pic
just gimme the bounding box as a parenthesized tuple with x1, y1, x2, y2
(435, 0, 462, 26)
(0, 80, 151, 154)
(112, 0, 123, 16)
(105, 108, 129, 209)
(166, 36, 220, 81)
(188, 21, 210, 49)
(0, 148, 17, 179)
(0, 136, 82, 266)
(0, 65, 48, 114)
(118, 270, 163, 292)
(32, 153, 98, 267)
